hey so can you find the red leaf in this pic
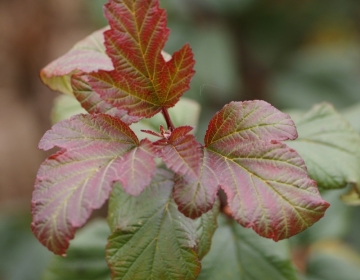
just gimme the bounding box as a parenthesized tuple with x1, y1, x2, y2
(32, 114, 156, 255)
(88, 0, 195, 117)
(155, 126, 202, 178)
(71, 73, 141, 124)
(175, 100, 329, 239)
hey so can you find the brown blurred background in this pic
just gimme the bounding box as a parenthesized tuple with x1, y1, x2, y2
(1, 0, 360, 279)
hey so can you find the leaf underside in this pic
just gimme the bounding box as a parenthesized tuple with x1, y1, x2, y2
(174, 100, 329, 241)
(106, 169, 219, 280)
(32, 114, 156, 255)
(40, 27, 113, 95)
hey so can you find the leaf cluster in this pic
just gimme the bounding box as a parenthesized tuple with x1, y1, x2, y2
(34, 0, 360, 279)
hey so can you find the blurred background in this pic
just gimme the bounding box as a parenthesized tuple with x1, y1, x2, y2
(1, 0, 360, 279)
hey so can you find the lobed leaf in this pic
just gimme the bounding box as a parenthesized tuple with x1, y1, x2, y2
(71, 73, 141, 124)
(175, 100, 329, 240)
(88, 0, 195, 118)
(198, 215, 299, 280)
(286, 103, 360, 189)
(32, 114, 156, 255)
(107, 169, 205, 280)
(40, 27, 113, 95)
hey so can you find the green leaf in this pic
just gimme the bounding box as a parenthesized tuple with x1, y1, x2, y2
(287, 103, 360, 189)
(305, 240, 360, 280)
(198, 214, 299, 280)
(106, 169, 218, 280)
(42, 219, 110, 280)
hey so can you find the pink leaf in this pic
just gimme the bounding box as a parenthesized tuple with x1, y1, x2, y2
(32, 114, 156, 255)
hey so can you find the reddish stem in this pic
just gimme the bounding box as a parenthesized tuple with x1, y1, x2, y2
(161, 108, 175, 131)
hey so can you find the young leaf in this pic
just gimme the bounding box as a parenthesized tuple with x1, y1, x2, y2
(198, 215, 299, 280)
(42, 220, 111, 280)
(175, 100, 329, 240)
(41, 27, 113, 95)
(286, 103, 360, 189)
(130, 97, 201, 141)
(71, 73, 141, 125)
(32, 114, 156, 255)
(88, 0, 195, 118)
(155, 126, 202, 178)
(107, 169, 219, 280)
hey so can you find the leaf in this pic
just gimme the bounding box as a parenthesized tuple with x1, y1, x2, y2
(198, 214, 299, 280)
(286, 103, 360, 189)
(32, 114, 156, 255)
(88, 0, 195, 118)
(155, 126, 202, 178)
(175, 100, 329, 240)
(71, 73, 141, 125)
(40, 27, 113, 95)
(106, 169, 219, 280)
(42, 219, 111, 280)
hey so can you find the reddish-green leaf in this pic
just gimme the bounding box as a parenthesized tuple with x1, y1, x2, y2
(40, 27, 113, 95)
(175, 100, 329, 240)
(32, 114, 156, 255)
(88, 0, 195, 118)
(71, 73, 141, 124)
(155, 126, 202, 178)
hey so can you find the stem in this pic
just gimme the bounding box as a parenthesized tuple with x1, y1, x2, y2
(161, 108, 175, 131)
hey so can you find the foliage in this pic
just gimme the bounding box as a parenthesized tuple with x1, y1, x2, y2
(30, 0, 360, 279)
